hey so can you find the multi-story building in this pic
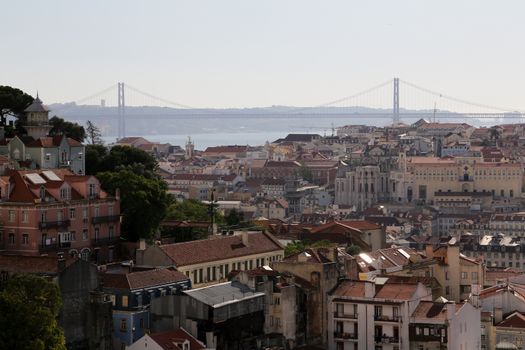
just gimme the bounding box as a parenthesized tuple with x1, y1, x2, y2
(273, 248, 339, 346)
(459, 234, 525, 269)
(327, 279, 432, 350)
(0, 169, 120, 263)
(335, 163, 390, 211)
(391, 153, 523, 205)
(427, 244, 485, 302)
(136, 231, 284, 288)
(101, 267, 191, 350)
(409, 299, 481, 350)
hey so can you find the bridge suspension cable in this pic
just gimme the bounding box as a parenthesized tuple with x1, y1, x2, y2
(125, 84, 195, 109)
(399, 79, 523, 113)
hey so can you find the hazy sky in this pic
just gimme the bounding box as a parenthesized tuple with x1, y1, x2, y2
(2, 0, 525, 109)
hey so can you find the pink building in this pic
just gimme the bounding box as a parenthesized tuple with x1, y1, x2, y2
(0, 169, 120, 263)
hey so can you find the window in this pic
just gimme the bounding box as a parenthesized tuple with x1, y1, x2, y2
(57, 210, 63, 221)
(139, 318, 144, 329)
(82, 229, 88, 240)
(69, 208, 75, 219)
(21, 211, 28, 223)
(110, 295, 116, 306)
(94, 206, 99, 217)
(89, 184, 96, 198)
(82, 207, 88, 219)
(8, 211, 15, 222)
(120, 319, 127, 331)
(461, 272, 468, 279)
(41, 211, 47, 222)
(374, 305, 382, 318)
(94, 228, 99, 240)
(109, 226, 114, 238)
(108, 205, 114, 216)
(22, 234, 29, 245)
(445, 271, 449, 280)
(8, 233, 14, 245)
(121, 295, 128, 307)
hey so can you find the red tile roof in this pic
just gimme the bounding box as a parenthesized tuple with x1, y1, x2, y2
(375, 283, 419, 300)
(411, 301, 462, 320)
(158, 232, 283, 267)
(102, 267, 189, 290)
(0, 255, 74, 275)
(149, 328, 206, 350)
(497, 312, 525, 328)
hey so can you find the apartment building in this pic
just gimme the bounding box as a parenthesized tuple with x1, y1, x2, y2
(328, 279, 432, 350)
(136, 231, 284, 287)
(0, 169, 120, 263)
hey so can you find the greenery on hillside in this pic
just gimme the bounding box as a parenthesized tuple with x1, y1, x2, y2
(0, 274, 66, 350)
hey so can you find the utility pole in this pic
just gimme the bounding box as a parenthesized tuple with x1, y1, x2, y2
(208, 189, 218, 236)
(393, 77, 400, 125)
(117, 82, 125, 140)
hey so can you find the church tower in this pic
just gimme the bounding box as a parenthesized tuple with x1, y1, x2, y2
(185, 136, 194, 159)
(23, 94, 52, 139)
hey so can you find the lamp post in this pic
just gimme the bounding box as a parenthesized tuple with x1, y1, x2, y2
(208, 188, 218, 236)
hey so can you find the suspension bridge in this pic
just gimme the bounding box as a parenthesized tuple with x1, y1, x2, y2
(51, 78, 525, 139)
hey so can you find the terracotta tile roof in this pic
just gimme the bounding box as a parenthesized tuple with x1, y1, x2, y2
(27, 137, 55, 148)
(282, 248, 334, 264)
(411, 301, 462, 320)
(172, 173, 236, 182)
(264, 161, 302, 168)
(149, 328, 206, 350)
(338, 220, 381, 230)
(102, 267, 189, 291)
(0, 254, 74, 275)
(159, 232, 283, 267)
(331, 280, 366, 297)
(375, 282, 419, 300)
(497, 311, 525, 328)
(203, 145, 248, 154)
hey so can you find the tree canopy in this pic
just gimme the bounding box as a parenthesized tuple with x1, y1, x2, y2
(0, 86, 34, 125)
(49, 116, 86, 142)
(284, 239, 334, 256)
(86, 144, 157, 176)
(97, 167, 172, 241)
(0, 274, 66, 350)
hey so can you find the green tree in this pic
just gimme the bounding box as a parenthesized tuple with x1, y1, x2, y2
(0, 274, 66, 350)
(49, 116, 86, 142)
(346, 244, 361, 256)
(85, 144, 108, 175)
(0, 86, 34, 126)
(97, 168, 172, 241)
(166, 199, 210, 222)
(225, 208, 243, 226)
(101, 145, 157, 173)
(284, 239, 333, 256)
(86, 120, 103, 145)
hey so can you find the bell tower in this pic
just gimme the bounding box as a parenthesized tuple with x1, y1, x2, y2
(24, 93, 52, 139)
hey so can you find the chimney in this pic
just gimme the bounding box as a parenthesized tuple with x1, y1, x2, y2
(364, 281, 375, 298)
(241, 232, 250, 247)
(57, 257, 66, 272)
(494, 307, 503, 324)
(446, 301, 456, 320)
(138, 239, 146, 251)
(425, 244, 434, 259)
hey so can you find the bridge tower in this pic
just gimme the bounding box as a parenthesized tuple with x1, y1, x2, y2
(117, 82, 125, 139)
(393, 77, 400, 124)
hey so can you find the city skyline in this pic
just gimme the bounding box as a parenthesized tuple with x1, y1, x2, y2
(2, 0, 525, 109)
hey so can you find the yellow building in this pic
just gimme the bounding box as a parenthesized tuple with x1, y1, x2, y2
(391, 154, 523, 204)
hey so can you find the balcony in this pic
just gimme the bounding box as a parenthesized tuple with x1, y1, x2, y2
(39, 220, 70, 230)
(334, 332, 358, 340)
(39, 241, 71, 252)
(375, 336, 399, 344)
(91, 215, 121, 225)
(374, 315, 401, 323)
(333, 312, 358, 320)
(91, 237, 120, 246)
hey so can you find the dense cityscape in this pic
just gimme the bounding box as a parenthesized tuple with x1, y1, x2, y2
(2, 87, 525, 350)
(4, 2, 525, 350)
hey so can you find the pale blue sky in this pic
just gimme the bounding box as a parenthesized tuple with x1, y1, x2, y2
(2, 0, 524, 109)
